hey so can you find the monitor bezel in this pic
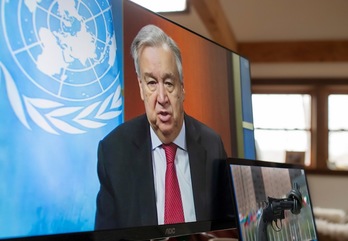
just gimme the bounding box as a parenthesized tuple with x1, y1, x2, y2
(0, 220, 236, 241)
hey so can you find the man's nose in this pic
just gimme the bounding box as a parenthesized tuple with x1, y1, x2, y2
(157, 83, 168, 104)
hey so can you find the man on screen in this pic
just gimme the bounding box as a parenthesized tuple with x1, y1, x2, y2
(95, 24, 231, 230)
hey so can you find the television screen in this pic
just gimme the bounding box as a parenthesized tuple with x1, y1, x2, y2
(0, 0, 255, 240)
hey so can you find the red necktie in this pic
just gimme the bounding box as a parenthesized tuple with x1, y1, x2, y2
(162, 143, 185, 224)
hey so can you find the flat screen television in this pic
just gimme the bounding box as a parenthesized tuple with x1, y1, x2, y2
(0, 0, 255, 240)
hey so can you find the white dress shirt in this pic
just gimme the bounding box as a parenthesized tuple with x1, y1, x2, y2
(150, 122, 197, 224)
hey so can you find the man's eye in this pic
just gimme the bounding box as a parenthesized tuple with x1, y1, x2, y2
(147, 80, 157, 90)
(164, 81, 174, 87)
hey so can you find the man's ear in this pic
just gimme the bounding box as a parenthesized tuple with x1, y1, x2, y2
(138, 77, 144, 101)
(182, 83, 185, 101)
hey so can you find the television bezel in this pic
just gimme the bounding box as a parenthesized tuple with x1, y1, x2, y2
(1, 220, 239, 241)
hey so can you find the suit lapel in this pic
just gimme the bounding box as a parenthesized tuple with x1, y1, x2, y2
(131, 115, 158, 225)
(185, 115, 209, 220)
(131, 115, 210, 223)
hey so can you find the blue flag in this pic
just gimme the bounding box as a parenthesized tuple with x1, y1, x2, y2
(0, 0, 123, 238)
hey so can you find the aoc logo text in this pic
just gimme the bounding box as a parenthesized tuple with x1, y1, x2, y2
(165, 228, 176, 235)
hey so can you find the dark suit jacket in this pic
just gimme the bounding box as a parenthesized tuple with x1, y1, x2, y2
(95, 114, 231, 230)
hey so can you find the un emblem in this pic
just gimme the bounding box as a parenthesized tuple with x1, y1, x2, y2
(0, 0, 122, 135)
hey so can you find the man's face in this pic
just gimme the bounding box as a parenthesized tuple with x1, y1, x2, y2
(138, 44, 185, 143)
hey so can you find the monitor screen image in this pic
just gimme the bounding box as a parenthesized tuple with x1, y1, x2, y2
(228, 158, 318, 241)
(0, 0, 255, 240)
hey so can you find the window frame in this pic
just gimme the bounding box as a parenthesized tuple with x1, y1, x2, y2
(252, 78, 348, 175)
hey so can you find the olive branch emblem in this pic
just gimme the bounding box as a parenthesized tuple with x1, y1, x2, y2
(1, 62, 122, 135)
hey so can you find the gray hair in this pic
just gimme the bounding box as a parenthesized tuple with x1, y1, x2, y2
(130, 24, 183, 83)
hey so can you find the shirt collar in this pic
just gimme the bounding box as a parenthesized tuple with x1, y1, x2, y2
(150, 120, 187, 151)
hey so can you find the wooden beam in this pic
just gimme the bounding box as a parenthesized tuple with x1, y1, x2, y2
(238, 40, 348, 63)
(190, 0, 238, 52)
(190, 1, 348, 63)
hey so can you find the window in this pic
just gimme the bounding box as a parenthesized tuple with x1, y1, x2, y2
(328, 95, 348, 169)
(253, 94, 311, 165)
(252, 79, 348, 172)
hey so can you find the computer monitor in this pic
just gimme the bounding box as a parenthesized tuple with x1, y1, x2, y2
(0, 0, 255, 240)
(227, 158, 318, 241)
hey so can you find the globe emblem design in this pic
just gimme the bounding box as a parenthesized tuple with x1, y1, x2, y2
(1, 0, 123, 134)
